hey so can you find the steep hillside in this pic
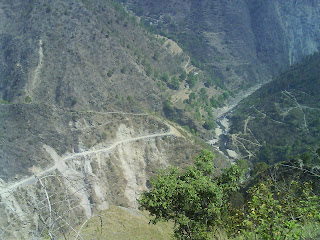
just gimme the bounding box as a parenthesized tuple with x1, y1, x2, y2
(0, 0, 182, 180)
(0, 0, 232, 238)
(122, 0, 320, 88)
(1, 104, 231, 238)
(0, 0, 186, 109)
(70, 206, 174, 239)
(1, 0, 320, 238)
(229, 52, 320, 164)
(248, 0, 320, 71)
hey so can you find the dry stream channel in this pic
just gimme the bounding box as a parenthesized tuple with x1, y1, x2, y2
(207, 82, 268, 160)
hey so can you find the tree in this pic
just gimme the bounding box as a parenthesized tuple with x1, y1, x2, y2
(203, 120, 215, 130)
(153, 51, 160, 61)
(239, 179, 320, 239)
(107, 69, 113, 77)
(161, 73, 170, 82)
(179, 71, 187, 82)
(187, 72, 198, 88)
(169, 76, 180, 90)
(127, 96, 135, 105)
(252, 162, 268, 176)
(222, 91, 230, 100)
(25, 95, 32, 103)
(146, 65, 152, 77)
(120, 66, 127, 74)
(228, 157, 320, 239)
(188, 92, 196, 103)
(138, 150, 243, 240)
(204, 77, 214, 87)
(199, 88, 208, 102)
(139, 150, 320, 239)
(210, 97, 218, 108)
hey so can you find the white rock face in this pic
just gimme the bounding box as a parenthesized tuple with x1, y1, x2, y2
(273, 0, 320, 65)
(0, 118, 198, 239)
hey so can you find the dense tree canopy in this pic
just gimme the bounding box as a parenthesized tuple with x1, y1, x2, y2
(139, 150, 320, 239)
(139, 150, 244, 239)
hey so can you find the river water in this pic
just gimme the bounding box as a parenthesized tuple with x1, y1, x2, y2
(207, 81, 269, 160)
(207, 116, 238, 160)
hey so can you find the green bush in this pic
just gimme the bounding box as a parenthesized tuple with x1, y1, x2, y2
(127, 96, 135, 105)
(169, 76, 180, 90)
(120, 66, 127, 74)
(205, 77, 214, 87)
(139, 150, 243, 240)
(153, 51, 160, 61)
(203, 120, 215, 130)
(0, 99, 10, 104)
(187, 73, 198, 88)
(161, 73, 170, 82)
(107, 69, 113, 77)
(139, 152, 320, 239)
(188, 92, 196, 103)
(146, 66, 152, 77)
(179, 71, 187, 81)
(25, 96, 32, 103)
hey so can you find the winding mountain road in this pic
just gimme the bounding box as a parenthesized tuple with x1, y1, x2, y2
(0, 126, 178, 195)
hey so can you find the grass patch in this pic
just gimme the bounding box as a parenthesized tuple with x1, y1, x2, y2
(70, 206, 174, 240)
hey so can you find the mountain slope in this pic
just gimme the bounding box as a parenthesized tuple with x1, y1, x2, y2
(122, 0, 320, 88)
(0, 0, 320, 238)
(0, 0, 198, 180)
(0, 0, 186, 109)
(229, 52, 320, 163)
(0, 1, 229, 238)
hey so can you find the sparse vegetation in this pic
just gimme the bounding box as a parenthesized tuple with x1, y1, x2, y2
(0, 99, 10, 104)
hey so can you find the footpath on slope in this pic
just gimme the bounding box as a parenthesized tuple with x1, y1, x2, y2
(0, 122, 179, 195)
(1, 79, 269, 194)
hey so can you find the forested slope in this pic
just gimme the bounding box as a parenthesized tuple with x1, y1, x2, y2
(230, 52, 320, 164)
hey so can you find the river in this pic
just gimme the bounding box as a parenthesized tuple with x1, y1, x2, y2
(207, 81, 269, 160)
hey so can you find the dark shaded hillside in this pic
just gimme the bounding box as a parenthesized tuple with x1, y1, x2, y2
(122, 0, 320, 88)
(248, 0, 320, 73)
(123, 0, 268, 89)
(229, 52, 320, 164)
